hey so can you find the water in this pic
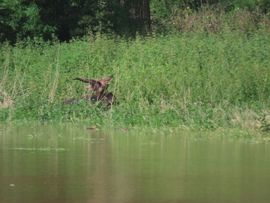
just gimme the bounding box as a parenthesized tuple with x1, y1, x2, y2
(0, 124, 270, 203)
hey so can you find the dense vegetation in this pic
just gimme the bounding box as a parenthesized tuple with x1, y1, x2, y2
(1, 32, 270, 130)
(1, 0, 270, 42)
(1, 1, 270, 131)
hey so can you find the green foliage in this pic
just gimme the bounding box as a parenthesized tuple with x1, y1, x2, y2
(150, 0, 270, 12)
(1, 32, 270, 130)
(150, 1, 270, 34)
(1, 0, 270, 43)
(0, 0, 151, 42)
(151, 1, 270, 33)
(0, 0, 55, 42)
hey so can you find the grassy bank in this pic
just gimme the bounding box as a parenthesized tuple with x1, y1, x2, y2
(1, 32, 270, 131)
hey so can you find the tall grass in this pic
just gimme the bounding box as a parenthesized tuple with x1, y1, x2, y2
(153, 5, 270, 34)
(1, 32, 270, 130)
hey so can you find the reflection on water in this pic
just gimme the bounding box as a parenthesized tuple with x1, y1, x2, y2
(0, 124, 270, 203)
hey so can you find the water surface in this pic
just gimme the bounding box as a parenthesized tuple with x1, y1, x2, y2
(0, 124, 270, 203)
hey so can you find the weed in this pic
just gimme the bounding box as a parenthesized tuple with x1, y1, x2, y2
(1, 32, 270, 131)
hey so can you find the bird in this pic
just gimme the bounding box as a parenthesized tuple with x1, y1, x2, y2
(73, 76, 115, 106)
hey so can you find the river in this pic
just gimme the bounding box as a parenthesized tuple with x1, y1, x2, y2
(0, 123, 270, 203)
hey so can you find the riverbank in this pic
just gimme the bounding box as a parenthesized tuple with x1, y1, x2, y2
(1, 32, 270, 131)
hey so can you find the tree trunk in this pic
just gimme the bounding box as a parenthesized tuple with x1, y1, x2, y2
(141, 0, 151, 33)
(119, 0, 151, 34)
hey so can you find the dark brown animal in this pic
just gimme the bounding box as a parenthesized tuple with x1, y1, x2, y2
(73, 76, 115, 106)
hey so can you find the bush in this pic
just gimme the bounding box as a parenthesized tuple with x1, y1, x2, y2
(1, 33, 270, 129)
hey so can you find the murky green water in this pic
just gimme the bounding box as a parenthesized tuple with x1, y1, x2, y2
(0, 124, 270, 203)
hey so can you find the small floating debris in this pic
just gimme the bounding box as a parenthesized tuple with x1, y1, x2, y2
(9, 184, 15, 187)
(121, 128, 129, 132)
(86, 125, 99, 131)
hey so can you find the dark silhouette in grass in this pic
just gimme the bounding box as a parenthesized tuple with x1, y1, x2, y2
(64, 76, 115, 106)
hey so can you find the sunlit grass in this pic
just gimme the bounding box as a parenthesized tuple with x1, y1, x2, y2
(1, 32, 270, 131)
